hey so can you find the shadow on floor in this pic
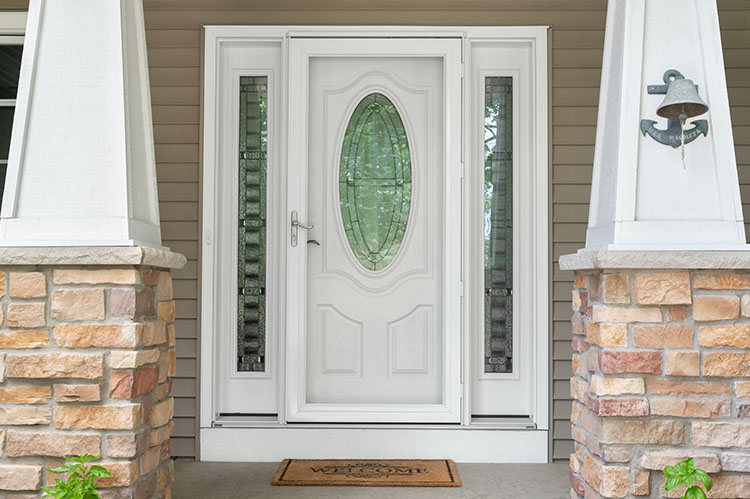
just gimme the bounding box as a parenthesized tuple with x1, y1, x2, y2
(173, 460, 569, 498)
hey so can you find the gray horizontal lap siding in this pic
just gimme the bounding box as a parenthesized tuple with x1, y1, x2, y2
(2, 0, 749, 462)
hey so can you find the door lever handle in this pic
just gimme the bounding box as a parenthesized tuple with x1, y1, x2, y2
(291, 210, 314, 247)
(307, 239, 321, 246)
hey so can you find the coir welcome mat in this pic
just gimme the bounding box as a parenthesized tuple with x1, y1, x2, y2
(271, 459, 462, 487)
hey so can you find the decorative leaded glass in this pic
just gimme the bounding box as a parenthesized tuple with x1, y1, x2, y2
(484, 77, 513, 374)
(237, 76, 267, 372)
(339, 93, 412, 271)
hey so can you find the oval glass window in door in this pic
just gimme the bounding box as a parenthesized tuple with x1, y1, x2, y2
(339, 93, 412, 271)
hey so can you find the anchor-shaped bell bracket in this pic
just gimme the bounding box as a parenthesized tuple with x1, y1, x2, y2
(640, 69, 709, 148)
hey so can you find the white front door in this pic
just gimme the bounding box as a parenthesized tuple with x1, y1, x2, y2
(286, 38, 463, 423)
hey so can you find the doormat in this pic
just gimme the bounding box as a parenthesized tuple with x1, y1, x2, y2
(271, 459, 461, 487)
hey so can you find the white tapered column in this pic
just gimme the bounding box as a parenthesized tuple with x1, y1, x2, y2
(0, 0, 162, 247)
(585, 0, 745, 250)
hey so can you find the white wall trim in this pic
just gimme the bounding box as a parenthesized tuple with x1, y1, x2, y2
(0, 11, 26, 35)
(201, 427, 549, 463)
(201, 25, 550, 461)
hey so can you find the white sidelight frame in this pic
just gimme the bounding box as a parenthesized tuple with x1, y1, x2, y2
(201, 25, 549, 462)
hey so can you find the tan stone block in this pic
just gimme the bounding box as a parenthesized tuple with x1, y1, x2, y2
(158, 460, 174, 491)
(142, 321, 167, 346)
(635, 272, 691, 305)
(600, 351, 662, 375)
(581, 453, 629, 498)
(95, 461, 138, 488)
(693, 295, 740, 321)
(699, 324, 750, 348)
(168, 349, 176, 377)
(141, 446, 161, 475)
(742, 295, 750, 318)
(9, 272, 46, 298)
(7, 352, 104, 379)
(648, 379, 731, 397)
(571, 290, 584, 312)
(633, 471, 651, 496)
(600, 420, 685, 445)
(665, 351, 700, 376)
(0, 353, 6, 383)
(136, 288, 156, 317)
(590, 375, 645, 396)
(109, 288, 136, 319)
(53, 269, 140, 285)
(601, 446, 630, 463)
(0, 386, 51, 404)
(158, 351, 170, 383)
(158, 301, 175, 322)
(0, 464, 42, 491)
(156, 380, 172, 400)
(109, 348, 160, 369)
(704, 353, 750, 377)
(600, 274, 630, 304)
(51, 289, 105, 321)
(586, 322, 600, 345)
(691, 422, 750, 448)
(109, 366, 158, 399)
(570, 453, 580, 473)
(6, 431, 100, 457)
(570, 376, 587, 403)
(158, 271, 173, 301)
(0, 273, 6, 298)
(592, 324, 627, 348)
(722, 453, 750, 472)
(598, 398, 649, 417)
(151, 398, 174, 428)
(53, 323, 141, 349)
(738, 381, 750, 398)
(54, 405, 140, 430)
(0, 330, 48, 349)
(106, 431, 147, 459)
(592, 305, 662, 323)
(650, 398, 729, 418)
(150, 425, 171, 447)
(633, 325, 693, 349)
(695, 273, 750, 290)
(167, 324, 176, 347)
(0, 406, 50, 425)
(54, 384, 101, 403)
(668, 307, 688, 322)
(641, 450, 720, 473)
(7, 303, 45, 328)
(574, 275, 587, 289)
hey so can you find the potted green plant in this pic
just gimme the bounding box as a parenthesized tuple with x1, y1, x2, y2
(41, 454, 113, 499)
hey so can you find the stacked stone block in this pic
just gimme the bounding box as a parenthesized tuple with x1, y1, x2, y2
(0, 266, 176, 498)
(570, 270, 750, 498)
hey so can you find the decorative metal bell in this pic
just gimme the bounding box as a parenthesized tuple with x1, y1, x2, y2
(656, 78, 709, 120)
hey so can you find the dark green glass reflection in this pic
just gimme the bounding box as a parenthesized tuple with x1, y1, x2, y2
(237, 76, 267, 372)
(484, 77, 513, 374)
(339, 93, 412, 271)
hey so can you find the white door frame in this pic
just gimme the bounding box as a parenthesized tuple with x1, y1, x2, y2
(200, 25, 549, 462)
(286, 37, 463, 423)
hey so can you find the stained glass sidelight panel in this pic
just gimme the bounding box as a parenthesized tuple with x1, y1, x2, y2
(339, 93, 412, 271)
(237, 76, 268, 372)
(484, 77, 513, 374)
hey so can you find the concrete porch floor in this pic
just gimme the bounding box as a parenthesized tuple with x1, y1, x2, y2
(173, 460, 569, 498)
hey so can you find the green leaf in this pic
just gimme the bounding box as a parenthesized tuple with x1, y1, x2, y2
(685, 485, 707, 499)
(664, 477, 683, 491)
(88, 465, 112, 478)
(663, 465, 680, 478)
(694, 469, 712, 491)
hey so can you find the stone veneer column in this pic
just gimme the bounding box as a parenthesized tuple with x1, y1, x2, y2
(0, 247, 185, 498)
(560, 252, 750, 499)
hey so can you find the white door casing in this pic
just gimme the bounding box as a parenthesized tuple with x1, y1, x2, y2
(201, 27, 549, 462)
(287, 39, 463, 423)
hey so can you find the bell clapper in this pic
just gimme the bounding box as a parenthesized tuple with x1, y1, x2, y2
(679, 110, 687, 170)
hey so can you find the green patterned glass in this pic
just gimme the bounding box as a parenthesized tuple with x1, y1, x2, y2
(484, 77, 513, 374)
(237, 76, 268, 372)
(339, 93, 412, 271)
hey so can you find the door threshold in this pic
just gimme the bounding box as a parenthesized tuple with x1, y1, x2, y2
(211, 414, 536, 430)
